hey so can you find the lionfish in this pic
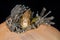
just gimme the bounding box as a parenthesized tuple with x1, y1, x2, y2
(6, 4, 55, 33)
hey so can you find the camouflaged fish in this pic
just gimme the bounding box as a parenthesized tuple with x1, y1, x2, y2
(6, 4, 55, 33)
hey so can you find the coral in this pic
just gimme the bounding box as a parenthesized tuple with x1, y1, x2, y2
(6, 4, 55, 33)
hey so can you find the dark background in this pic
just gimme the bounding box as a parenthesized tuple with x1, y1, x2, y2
(0, 0, 60, 31)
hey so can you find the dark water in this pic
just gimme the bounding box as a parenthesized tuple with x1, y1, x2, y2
(0, 0, 60, 31)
